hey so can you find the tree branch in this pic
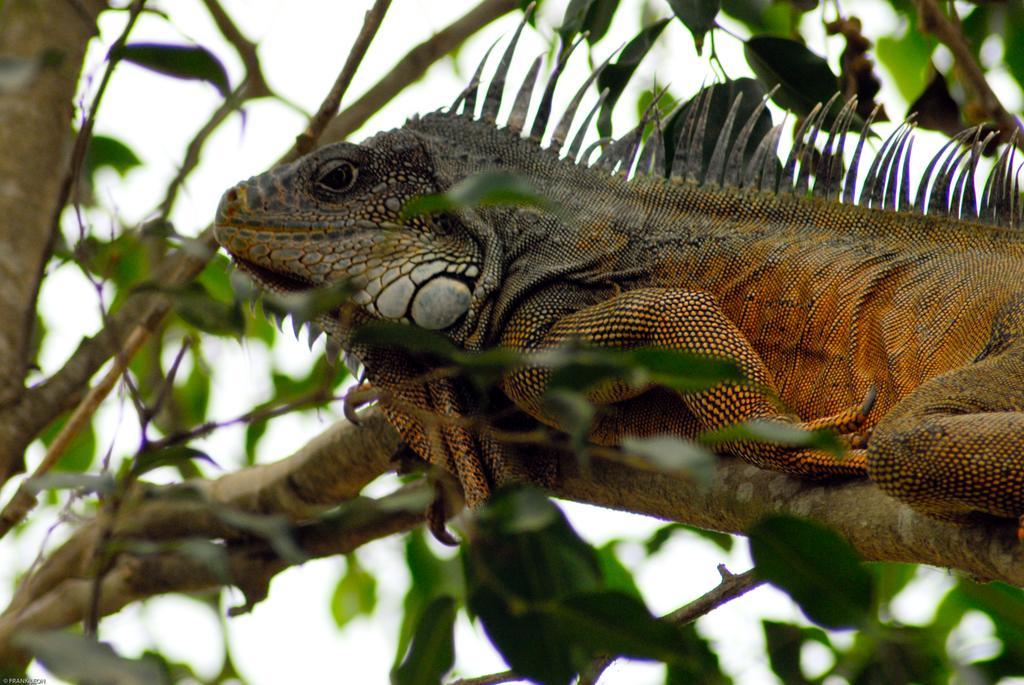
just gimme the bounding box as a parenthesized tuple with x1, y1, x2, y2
(0, 0, 515, 490)
(558, 444, 1024, 585)
(8, 402, 1024, 673)
(662, 566, 764, 625)
(0, 410, 404, 667)
(0, 484, 425, 667)
(289, 0, 393, 159)
(912, 0, 1023, 137)
(578, 566, 765, 685)
(0, 0, 109, 471)
(320, 0, 519, 145)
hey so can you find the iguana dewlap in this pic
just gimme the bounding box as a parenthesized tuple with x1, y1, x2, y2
(213, 24, 1024, 530)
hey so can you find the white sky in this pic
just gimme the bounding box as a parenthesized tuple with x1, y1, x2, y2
(3, 1, 1021, 683)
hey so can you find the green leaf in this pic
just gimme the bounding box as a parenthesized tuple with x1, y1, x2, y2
(77, 233, 151, 290)
(595, 543, 643, 600)
(198, 253, 238, 303)
(949, 579, 1024, 649)
(718, 0, 770, 32)
(668, 0, 721, 53)
(875, 17, 935, 103)
(744, 35, 839, 117)
(907, 68, 963, 138)
(552, 591, 687, 662)
(558, 0, 620, 45)
(84, 135, 142, 179)
(15, 631, 169, 685)
(621, 435, 715, 485)
(558, 0, 599, 42)
(1004, 27, 1024, 96)
(24, 472, 115, 495)
(244, 419, 268, 466)
(748, 515, 872, 629)
(173, 352, 211, 429)
(164, 281, 246, 337)
(129, 445, 217, 480)
(402, 171, 548, 219)
(260, 280, 353, 326)
(541, 389, 595, 455)
(664, 623, 732, 684)
(869, 562, 918, 610)
(540, 345, 744, 394)
(391, 595, 457, 685)
(701, 419, 846, 458)
(463, 488, 602, 684)
(396, 530, 464, 666)
(597, 18, 670, 137)
(581, 0, 620, 44)
(846, 626, 947, 684)
(763, 621, 812, 685)
(353, 319, 459, 359)
(644, 523, 733, 555)
(331, 553, 378, 629)
(627, 348, 743, 391)
(115, 43, 230, 96)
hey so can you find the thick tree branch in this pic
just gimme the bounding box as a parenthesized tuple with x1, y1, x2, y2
(0, 0, 517, 490)
(7, 403, 1024, 673)
(198, 407, 1024, 586)
(0, 410, 405, 667)
(0, 485, 425, 667)
(558, 445, 1024, 585)
(0, 0, 109, 473)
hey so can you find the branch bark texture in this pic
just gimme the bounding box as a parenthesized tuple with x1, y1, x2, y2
(0, 0, 108, 476)
(4, 406, 1024, 670)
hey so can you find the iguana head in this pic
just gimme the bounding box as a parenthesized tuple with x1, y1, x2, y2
(213, 24, 620, 351)
(214, 128, 493, 338)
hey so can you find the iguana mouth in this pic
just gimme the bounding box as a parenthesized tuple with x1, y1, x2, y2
(231, 256, 315, 294)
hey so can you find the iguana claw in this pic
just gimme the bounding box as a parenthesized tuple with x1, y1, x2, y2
(342, 382, 379, 425)
(801, 385, 878, 435)
(428, 480, 459, 546)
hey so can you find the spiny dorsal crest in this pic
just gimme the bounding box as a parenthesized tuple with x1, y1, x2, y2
(442, 10, 1022, 229)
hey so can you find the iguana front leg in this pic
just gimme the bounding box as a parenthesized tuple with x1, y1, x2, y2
(358, 348, 555, 525)
(502, 288, 869, 478)
(868, 342, 1024, 524)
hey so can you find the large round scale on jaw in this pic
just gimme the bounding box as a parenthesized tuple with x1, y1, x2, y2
(410, 276, 471, 330)
(376, 277, 416, 319)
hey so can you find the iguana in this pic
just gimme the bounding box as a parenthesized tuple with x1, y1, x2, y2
(213, 21, 1024, 537)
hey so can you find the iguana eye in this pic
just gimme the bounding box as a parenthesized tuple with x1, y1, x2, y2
(315, 161, 357, 195)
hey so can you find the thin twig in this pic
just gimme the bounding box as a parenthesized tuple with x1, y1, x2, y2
(0, 326, 152, 540)
(290, 0, 392, 158)
(320, 0, 519, 144)
(159, 0, 274, 218)
(200, 0, 272, 98)
(912, 0, 1023, 139)
(157, 86, 247, 219)
(578, 566, 765, 685)
(54, 0, 147, 241)
(141, 385, 341, 454)
(448, 671, 521, 685)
